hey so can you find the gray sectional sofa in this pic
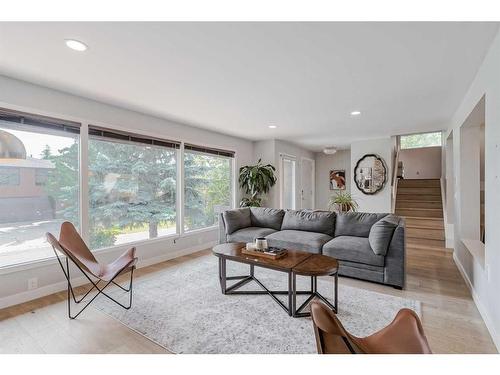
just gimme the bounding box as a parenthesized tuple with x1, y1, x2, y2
(218, 207, 406, 289)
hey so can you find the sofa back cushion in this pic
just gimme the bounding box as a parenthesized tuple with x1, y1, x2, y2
(222, 208, 251, 235)
(368, 215, 399, 255)
(250, 207, 285, 230)
(281, 210, 336, 236)
(335, 212, 388, 238)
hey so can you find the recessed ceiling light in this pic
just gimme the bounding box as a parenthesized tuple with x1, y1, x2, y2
(65, 39, 88, 52)
(268, 125, 277, 129)
(350, 110, 361, 116)
(323, 147, 337, 155)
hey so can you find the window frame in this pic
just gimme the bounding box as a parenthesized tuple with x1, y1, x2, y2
(86, 131, 181, 249)
(34, 168, 49, 186)
(0, 166, 20, 186)
(0, 110, 81, 269)
(0, 108, 238, 271)
(182, 145, 235, 234)
(399, 131, 443, 150)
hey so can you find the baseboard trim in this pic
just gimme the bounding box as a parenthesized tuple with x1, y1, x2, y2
(453, 252, 500, 352)
(137, 241, 216, 269)
(0, 241, 216, 310)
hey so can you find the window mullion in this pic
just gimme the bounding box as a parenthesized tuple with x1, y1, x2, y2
(178, 142, 185, 236)
(79, 123, 90, 243)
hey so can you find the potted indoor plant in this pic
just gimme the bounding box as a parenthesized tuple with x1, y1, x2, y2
(329, 191, 359, 213)
(239, 159, 277, 207)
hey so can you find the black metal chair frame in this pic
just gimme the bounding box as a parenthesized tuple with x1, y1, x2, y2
(50, 245, 135, 320)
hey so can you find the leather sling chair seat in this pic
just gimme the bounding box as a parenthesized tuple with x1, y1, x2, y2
(47, 221, 138, 319)
(311, 300, 432, 354)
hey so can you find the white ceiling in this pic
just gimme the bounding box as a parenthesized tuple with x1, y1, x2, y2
(0, 22, 498, 150)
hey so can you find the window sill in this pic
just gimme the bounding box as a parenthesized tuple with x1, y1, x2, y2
(461, 238, 485, 269)
(183, 225, 219, 236)
(0, 227, 218, 276)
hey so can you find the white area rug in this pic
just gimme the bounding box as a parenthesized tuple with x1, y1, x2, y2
(95, 255, 420, 354)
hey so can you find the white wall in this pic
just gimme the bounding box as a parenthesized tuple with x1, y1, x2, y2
(314, 150, 351, 210)
(0, 75, 254, 307)
(447, 30, 500, 350)
(252, 139, 314, 209)
(350, 138, 393, 213)
(399, 146, 442, 179)
(444, 134, 455, 247)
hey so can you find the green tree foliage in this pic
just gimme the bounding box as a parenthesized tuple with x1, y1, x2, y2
(184, 152, 231, 230)
(400, 132, 441, 149)
(42, 140, 231, 249)
(42, 141, 80, 227)
(88, 139, 177, 248)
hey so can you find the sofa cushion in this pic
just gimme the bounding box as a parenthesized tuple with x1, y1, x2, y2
(323, 236, 385, 267)
(368, 215, 399, 256)
(334, 212, 388, 238)
(222, 208, 251, 235)
(265, 230, 332, 254)
(250, 207, 285, 230)
(281, 210, 335, 236)
(227, 227, 277, 243)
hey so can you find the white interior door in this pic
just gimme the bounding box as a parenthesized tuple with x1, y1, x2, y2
(280, 155, 296, 209)
(301, 157, 315, 209)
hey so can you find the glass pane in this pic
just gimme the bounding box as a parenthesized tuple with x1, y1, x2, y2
(400, 132, 442, 149)
(184, 151, 232, 231)
(89, 138, 177, 249)
(0, 125, 79, 267)
(0, 167, 20, 185)
(282, 158, 296, 209)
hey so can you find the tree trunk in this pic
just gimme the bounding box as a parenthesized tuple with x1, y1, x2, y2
(149, 221, 158, 238)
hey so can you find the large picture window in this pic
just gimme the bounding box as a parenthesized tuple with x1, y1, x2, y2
(0, 108, 237, 269)
(0, 112, 80, 267)
(88, 127, 179, 249)
(184, 145, 234, 231)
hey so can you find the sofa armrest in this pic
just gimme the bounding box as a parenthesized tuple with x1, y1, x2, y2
(218, 213, 227, 244)
(384, 218, 406, 288)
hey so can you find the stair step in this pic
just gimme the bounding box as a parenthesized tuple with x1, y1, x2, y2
(403, 216, 445, 229)
(398, 179, 440, 188)
(407, 227, 445, 240)
(406, 237, 446, 248)
(396, 194, 442, 202)
(397, 187, 441, 195)
(396, 208, 443, 218)
(396, 200, 443, 209)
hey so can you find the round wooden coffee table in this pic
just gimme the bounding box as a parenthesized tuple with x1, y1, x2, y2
(292, 254, 339, 317)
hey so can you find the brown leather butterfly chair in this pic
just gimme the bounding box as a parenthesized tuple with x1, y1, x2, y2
(311, 301, 432, 354)
(46, 221, 138, 319)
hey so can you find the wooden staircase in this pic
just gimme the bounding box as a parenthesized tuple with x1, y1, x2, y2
(395, 179, 447, 250)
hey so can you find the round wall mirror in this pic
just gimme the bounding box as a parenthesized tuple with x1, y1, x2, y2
(354, 154, 387, 195)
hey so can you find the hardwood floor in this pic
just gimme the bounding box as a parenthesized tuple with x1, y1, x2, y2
(0, 246, 497, 354)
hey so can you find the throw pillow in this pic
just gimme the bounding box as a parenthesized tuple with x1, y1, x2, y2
(222, 208, 251, 235)
(368, 215, 399, 256)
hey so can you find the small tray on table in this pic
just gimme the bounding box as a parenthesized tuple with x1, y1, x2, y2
(241, 247, 288, 260)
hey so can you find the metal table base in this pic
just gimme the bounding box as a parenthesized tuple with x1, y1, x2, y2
(218, 257, 338, 318)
